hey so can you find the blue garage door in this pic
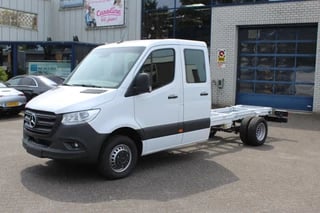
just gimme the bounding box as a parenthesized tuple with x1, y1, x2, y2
(236, 25, 317, 111)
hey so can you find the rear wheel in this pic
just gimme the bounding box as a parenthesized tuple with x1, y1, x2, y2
(239, 117, 252, 145)
(247, 117, 268, 146)
(98, 135, 138, 179)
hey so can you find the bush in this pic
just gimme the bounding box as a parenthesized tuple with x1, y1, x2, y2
(0, 67, 8, 81)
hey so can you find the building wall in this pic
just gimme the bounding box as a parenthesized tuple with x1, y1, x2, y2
(0, 0, 52, 41)
(210, 0, 320, 112)
(50, 0, 141, 43)
(0, 0, 141, 43)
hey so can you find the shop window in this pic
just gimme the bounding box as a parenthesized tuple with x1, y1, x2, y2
(175, 7, 211, 44)
(17, 44, 72, 78)
(142, 0, 211, 45)
(143, 9, 174, 39)
(216, 0, 294, 5)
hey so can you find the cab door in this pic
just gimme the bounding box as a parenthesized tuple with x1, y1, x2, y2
(182, 47, 211, 144)
(133, 47, 183, 155)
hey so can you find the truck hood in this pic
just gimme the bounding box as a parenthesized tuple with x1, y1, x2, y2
(26, 86, 117, 114)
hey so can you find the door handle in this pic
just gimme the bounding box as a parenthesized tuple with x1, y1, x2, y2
(168, 94, 178, 99)
(200, 92, 208, 96)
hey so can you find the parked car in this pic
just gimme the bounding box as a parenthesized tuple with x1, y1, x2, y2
(0, 82, 26, 115)
(6, 75, 63, 101)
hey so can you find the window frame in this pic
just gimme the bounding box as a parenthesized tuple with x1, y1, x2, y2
(184, 48, 207, 84)
(139, 48, 176, 91)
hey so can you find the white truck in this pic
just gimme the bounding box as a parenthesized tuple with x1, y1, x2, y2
(22, 39, 287, 179)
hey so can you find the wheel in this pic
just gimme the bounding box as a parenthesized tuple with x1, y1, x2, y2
(239, 117, 252, 145)
(247, 117, 268, 146)
(98, 135, 138, 179)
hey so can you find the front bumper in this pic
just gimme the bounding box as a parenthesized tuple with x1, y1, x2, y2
(0, 104, 25, 113)
(23, 122, 108, 163)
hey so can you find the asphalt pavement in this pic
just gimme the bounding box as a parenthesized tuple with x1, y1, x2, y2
(0, 112, 320, 213)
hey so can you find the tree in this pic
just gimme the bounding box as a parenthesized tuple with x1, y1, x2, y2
(144, 0, 158, 10)
(0, 66, 8, 81)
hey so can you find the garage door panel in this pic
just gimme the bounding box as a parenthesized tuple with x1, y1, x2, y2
(237, 25, 317, 111)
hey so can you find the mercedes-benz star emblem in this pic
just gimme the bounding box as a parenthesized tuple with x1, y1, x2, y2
(30, 114, 37, 128)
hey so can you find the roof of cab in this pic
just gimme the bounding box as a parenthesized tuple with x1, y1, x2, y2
(96, 39, 207, 49)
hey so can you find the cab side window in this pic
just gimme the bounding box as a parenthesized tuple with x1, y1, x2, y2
(140, 49, 175, 90)
(184, 49, 207, 83)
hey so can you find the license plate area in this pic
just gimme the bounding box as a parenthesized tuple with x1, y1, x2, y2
(6, 101, 19, 107)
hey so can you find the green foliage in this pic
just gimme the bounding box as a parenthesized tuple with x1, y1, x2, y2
(145, 0, 158, 9)
(0, 67, 8, 81)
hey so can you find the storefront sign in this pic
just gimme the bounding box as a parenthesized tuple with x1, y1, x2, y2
(28, 61, 71, 79)
(85, 0, 125, 28)
(60, 0, 84, 8)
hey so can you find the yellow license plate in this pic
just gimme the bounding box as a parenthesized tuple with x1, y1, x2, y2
(6, 102, 19, 107)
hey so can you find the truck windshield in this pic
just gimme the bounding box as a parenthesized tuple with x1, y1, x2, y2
(65, 46, 145, 88)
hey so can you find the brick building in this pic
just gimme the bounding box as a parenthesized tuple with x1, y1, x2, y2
(0, 0, 319, 112)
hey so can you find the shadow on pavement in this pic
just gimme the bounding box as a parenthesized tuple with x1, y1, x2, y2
(19, 124, 291, 203)
(269, 112, 320, 131)
(21, 145, 239, 203)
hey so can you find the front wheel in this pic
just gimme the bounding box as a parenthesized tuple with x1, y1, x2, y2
(98, 135, 138, 179)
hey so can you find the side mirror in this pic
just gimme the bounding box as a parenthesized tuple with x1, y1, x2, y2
(135, 73, 151, 95)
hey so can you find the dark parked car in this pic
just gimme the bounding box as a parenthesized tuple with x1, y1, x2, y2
(6, 75, 64, 101)
(0, 82, 26, 115)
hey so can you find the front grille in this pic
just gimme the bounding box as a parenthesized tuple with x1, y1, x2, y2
(24, 109, 58, 135)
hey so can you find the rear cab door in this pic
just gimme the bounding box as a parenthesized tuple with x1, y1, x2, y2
(181, 45, 212, 144)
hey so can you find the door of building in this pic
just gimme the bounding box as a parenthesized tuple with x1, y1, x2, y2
(236, 25, 317, 111)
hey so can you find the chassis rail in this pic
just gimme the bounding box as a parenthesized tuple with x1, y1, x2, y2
(210, 105, 288, 130)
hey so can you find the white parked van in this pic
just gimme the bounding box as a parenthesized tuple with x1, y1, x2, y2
(23, 39, 287, 179)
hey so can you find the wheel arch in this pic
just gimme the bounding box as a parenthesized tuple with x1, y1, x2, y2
(103, 127, 143, 157)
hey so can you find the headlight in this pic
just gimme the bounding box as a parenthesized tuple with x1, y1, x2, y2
(61, 109, 100, 125)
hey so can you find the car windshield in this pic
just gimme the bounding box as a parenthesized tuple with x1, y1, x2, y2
(65, 46, 145, 88)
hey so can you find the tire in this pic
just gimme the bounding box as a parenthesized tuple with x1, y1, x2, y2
(247, 117, 268, 146)
(98, 135, 138, 179)
(239, 117, 252, 145)
(209, 129, 217, 138)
